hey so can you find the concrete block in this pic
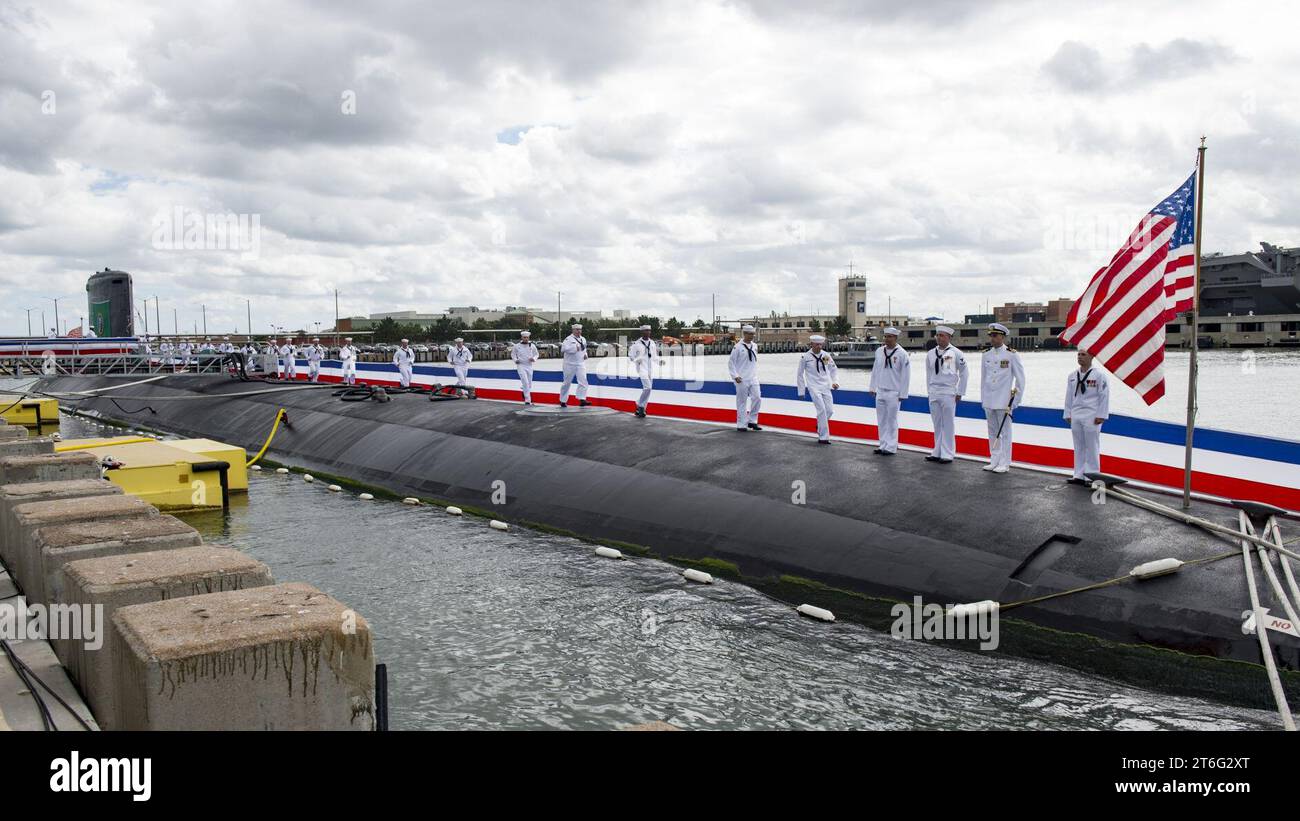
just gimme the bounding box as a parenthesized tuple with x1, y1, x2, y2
(113, 582, 375, 731)
(0, 437, 52, 457)
(0, 425, 27, 440)
(10, 495, 155, 599)
(61, 545, 274, 730)
(0, 452, 101, 485)
(36, 515, 203, 609)
(0, 479, 121, 578)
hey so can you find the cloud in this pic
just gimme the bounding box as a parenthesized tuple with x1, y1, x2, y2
(0, 0, 1294, 336)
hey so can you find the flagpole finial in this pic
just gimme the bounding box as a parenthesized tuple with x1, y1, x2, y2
(1199, 135, 1206, 148)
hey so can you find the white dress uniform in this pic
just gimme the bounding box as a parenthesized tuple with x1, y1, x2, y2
(159, 341, 172, 365)
(241, 344, 257, 372)
(559, 333, 589, 404)
(306, 344, 325, 382)
(278, 343, 297, 380)
(340, 345, 358, 385)
(728, 339, 761, 429)
(219, 340, 235, 355)
(628, 336, 659, 413)
(925, 342, 969, 460)
(1063, 366, 1110, 480)
(796, 348, 838, 442)
(869, 343, 910, 453)
(512, 340, 539, 403)
(179, 341, 193, 369)
(448, 344, 473, 386)
(392, 346, 414, 387)
(980, 343, 1027, 471)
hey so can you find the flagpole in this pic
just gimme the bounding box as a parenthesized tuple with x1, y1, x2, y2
(1182, 137, 1207, 510)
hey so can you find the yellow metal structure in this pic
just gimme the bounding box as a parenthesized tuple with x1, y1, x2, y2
(164, 438, 249, 492)
(58, 440, 241, 511)
(0, 396, 59, 427)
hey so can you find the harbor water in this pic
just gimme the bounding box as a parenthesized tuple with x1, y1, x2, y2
(15, 359, 1288, 729)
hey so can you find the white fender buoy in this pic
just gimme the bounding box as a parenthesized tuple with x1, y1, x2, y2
(595, 546, 623, 559)
(51, 433, 62, 442)
(303, 474, 314, 483)
(446, 506, 463, 516)
(403, 497, 420, 505)
(947, 600, 1000, 619)
(1131, 558, 1184, 579)
(358, 493, 374, 500)
(796, 603, 835, 622)
(683, 569, 713, 584)
(490, 519, 509, 531)
(275, 467, 289, 475)
(251, 465, 263, 472)
(328, 484, 342, 492)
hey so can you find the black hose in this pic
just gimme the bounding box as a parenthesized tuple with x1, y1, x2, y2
(0, 637, 54, 730)
(108, 397, 157, 415)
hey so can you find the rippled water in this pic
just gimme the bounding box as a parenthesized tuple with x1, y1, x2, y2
(10, 391, 1284, 729)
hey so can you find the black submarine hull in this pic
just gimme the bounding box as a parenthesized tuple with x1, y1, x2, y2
(45, 374, 1300, 708)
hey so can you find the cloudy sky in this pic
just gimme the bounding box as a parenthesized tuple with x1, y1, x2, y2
(1, 0, 1295, 336)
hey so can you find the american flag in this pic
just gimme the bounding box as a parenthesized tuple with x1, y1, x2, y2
(1060, 164, 1199, 405)
(66, 326, 83, 338)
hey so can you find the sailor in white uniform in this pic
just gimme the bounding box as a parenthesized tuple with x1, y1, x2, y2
(159, 338, 173, 367)
(628, 325, 660, 418)
(265, 338, 279, 376)
(278, 339, 297, 381)
(868, 327, 909, 455)
(339, 337, 358, 385)
(179, 338, 193, 370)
(796, 334, 839, 444)
(219, 337, 235, 355)
(559, 324, 590, 407)
(448, 338, 472, 386)
(729, 325, 762, 431)
(392, 339, 414, 388)
(1063, 348, 1110, 484)
(980, 323, 1027, 474)
(306, 337, 325, 382)
(512, 331, 539, 404)
(924, 326, 968, 464)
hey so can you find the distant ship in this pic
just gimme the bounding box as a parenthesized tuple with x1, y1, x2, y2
(831, 337, 881, 368)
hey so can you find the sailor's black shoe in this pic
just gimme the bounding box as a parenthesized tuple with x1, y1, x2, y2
(873, 448, 884, 454)
(924, 455, 940, 462)
(748, 423, 763, 431)
(579, 400, 591, 407)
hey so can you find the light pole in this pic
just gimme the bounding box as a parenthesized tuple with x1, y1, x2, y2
(23, 307, 34, 337)
(44, 296, 60, 337)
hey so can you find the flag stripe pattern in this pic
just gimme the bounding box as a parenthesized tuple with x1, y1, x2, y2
(1061, 167, 1197, 406)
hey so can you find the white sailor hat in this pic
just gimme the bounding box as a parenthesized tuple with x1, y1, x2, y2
(639, 324, 651, 331)
(809, 334, 826, 343)
(741, 324, 755, 333)
(520, 330, 531, 337)
(935, 325, 955, 335)
(454, 337, 464, 343)
(571, 324, 583, 330)
(884, 326, 900, 336)
(312, 337, 320, 341)
(988, 322, 1009, 334)
(344, 337, 352, 341)
(401, 338, 409, 344)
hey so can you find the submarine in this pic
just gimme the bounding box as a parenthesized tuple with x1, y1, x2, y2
(35, 370, 1300, 711)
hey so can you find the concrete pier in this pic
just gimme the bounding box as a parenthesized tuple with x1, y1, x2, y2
(35, 515, 204, 612)
(10, 495, 155, 600)
(0, 479, 121, 582)
(0, 436, 52, 458)
(60, 546, 274, 729)
(0, 452, 100, 485)
(0, 419, 379, 732)
(112, 582, 375, 731)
